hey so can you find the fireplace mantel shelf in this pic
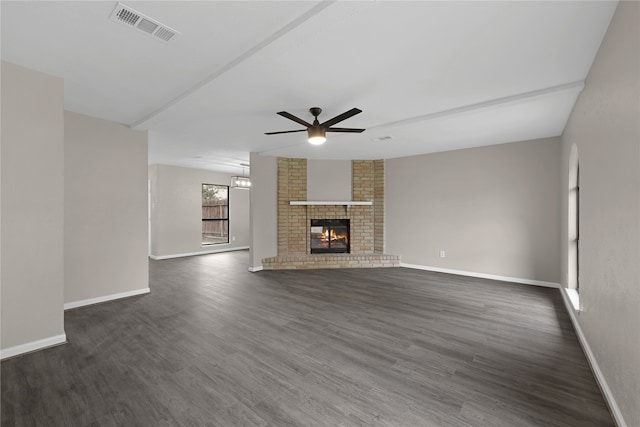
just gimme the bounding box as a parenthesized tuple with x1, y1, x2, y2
(289, 201, 372, 206)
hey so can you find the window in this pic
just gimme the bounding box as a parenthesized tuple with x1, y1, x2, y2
(567, 144, 580, 310)
(576, 165, 580, 293)
(202, 184, 229, 245)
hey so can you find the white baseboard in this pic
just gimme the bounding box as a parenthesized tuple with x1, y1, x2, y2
(559, 288, 627, 427)
(149, 246, 249, 260)
(248, 265, 263, 273)
(64, 288, 150, 310)
(565, 287, 581, 311)
(1, 333, 67, 360)
(399, 263, 560, 288)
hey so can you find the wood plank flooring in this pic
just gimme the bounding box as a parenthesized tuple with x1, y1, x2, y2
(2, 251, 613, 426)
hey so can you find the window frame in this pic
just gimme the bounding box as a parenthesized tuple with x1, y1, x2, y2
(201, 183, 230, 246)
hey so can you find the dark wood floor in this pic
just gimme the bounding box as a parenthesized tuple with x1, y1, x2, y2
(2, 251, 613, 426)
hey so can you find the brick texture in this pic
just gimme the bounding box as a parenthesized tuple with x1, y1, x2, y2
(351, 160, 375, 253)
(277, 158, 307, 254)
(262, 253, 400, 270)
(271, 157, 395, 269)
(374, 159, 384, 253)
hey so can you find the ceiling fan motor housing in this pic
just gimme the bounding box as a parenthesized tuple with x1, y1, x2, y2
(309, 107, 322, 117)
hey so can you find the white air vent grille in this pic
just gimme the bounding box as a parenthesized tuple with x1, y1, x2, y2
(154, 27, 177, 42)
(137, 18, 158, 34)
(116, 8, 138, 26)
(110, 3, 180, 43)
(371, 136, 393, 142)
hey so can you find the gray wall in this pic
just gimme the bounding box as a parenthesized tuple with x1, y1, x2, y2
(307, 159, 351, 200)
(1, 61, 65, 350)
(150, 164, 250, 258)
(560, 2, 639, 425)
(64, 111, 149, 304)
(249, 152, 278, 270)
(386, 137, 561, 283)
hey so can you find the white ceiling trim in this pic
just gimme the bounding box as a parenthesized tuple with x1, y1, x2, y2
(368, 80, 585, 132)
(130, 0, 335, 129)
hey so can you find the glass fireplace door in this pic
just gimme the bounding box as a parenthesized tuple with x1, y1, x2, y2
(310, 219, 350, 254)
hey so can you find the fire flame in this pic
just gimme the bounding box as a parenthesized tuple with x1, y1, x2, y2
(322, 229, 348, 243)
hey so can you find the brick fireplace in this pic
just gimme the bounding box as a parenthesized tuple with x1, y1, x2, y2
(261, 158, 400, 270)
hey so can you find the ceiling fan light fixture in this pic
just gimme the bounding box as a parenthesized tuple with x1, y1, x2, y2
(266, 107, 364, 145)
(308, 127, 326, 145)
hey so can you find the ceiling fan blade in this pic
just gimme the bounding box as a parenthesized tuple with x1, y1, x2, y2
(264, 129, 307, 135)
(326, 127, 366, 133)
(320, 108, 362, 128)
(277, 111, 312, 128)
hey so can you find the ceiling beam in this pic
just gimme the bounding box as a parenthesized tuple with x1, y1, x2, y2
(368, 80, 585, 131)
(130, 1, 335, 129)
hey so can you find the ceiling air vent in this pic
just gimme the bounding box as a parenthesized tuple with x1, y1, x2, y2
(371, 136, 393, 142)
(110, 3, 180, 42)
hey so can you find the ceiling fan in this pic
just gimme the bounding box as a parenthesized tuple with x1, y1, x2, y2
(265, 107, 365, 145)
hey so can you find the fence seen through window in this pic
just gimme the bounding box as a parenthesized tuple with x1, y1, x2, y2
(202, 184, 229, 245)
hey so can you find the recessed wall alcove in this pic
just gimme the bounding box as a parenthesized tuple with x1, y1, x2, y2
(261, 158, 400, 269)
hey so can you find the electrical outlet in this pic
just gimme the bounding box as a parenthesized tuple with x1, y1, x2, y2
(439, 250, 446, 258)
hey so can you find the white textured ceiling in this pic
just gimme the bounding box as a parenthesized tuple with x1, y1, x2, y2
(1, 1, 617, 174)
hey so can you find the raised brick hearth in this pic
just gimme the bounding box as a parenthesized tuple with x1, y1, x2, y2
(262, 158, 400, 270)
(262, 253, 400, 270)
